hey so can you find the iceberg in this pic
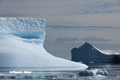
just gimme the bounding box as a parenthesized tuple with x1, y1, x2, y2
(0, 17, 88, 70)
(71, 42, 120, 63)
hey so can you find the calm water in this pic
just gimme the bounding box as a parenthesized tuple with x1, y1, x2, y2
(0, 63, 120, 80)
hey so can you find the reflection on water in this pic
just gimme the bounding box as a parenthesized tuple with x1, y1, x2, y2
(0, 63, 120, 80)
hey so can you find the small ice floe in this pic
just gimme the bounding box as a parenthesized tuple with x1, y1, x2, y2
(79, 68, 108, 76)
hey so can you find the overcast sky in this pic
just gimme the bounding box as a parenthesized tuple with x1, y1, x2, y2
(0, 0, 120, 59)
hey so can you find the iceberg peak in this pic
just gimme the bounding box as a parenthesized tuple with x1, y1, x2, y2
(80, 42, 92, 47)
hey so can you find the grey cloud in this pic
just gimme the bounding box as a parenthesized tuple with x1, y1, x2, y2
(0, 0, 2, 3)
(81, 36, 111, 42)
(71, 1, 120, 15)
(0, 0, 120, 26)
(0, 13, 27, 17)
(47, 25, 120, 30)
(55, 37, 79, 43)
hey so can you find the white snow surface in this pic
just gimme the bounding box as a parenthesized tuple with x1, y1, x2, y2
(93, 45, 120, 55)
(0, 17, 88, 70)
(102, 50, 120, 55)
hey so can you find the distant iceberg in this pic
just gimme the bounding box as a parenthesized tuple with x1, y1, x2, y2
(71, 42, 120, 63)
(0, 18, 87, 70)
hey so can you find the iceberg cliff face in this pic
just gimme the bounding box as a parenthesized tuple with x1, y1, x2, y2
(0, 18, 87, 70)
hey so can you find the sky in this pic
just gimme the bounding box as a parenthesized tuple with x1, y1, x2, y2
(0, 0, 120, 59)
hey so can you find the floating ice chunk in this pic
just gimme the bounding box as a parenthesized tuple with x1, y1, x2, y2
(98, 69, 108, 76)
(79, 68, 108, 76)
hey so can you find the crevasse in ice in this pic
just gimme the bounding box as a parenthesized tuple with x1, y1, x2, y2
(0, 17, 88, 70)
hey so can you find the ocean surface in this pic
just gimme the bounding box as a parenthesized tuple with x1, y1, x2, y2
(0, 63, 120, 80)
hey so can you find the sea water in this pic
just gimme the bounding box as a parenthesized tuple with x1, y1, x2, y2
(0, 63, 120, 80)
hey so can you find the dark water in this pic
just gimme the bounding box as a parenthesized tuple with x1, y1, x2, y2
(0, 63, 120, 80)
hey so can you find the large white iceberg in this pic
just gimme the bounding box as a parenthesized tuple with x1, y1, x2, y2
(0, 18, 87, 70)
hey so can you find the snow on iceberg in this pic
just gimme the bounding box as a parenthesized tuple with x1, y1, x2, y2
(0, 17, 88, 70)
